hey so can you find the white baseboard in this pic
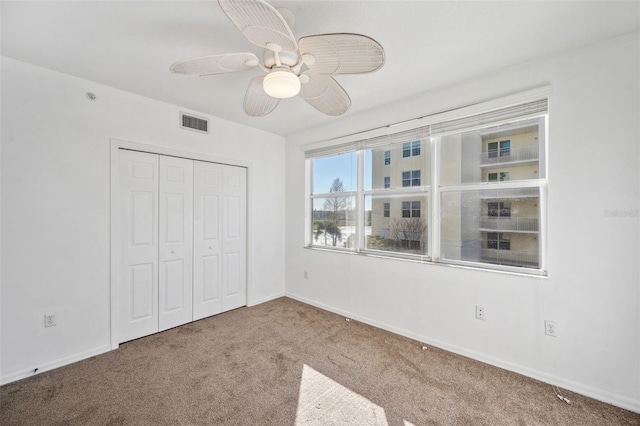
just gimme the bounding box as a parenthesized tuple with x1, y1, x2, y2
(285, 292, 640, 414)
(1, 344, 112, 386)
(248, 291, 285, 307)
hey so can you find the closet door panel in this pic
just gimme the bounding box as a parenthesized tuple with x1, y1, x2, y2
(118, 151, 247, 341)
(119, 150, 159, 342)
(193, 162, 223, 320)
(158, 156, 194, 331)
(222, 165, 247, 312)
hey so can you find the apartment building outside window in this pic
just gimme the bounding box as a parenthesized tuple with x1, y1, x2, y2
(305, 91, 548, 274)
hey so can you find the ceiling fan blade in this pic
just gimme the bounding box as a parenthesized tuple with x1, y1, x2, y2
(171, 53, 259, 76)
(299, 33, 385, 75)
(218, 0, 297, 51)
(299, 71, 351, 116)
(244, 76, 280, 117)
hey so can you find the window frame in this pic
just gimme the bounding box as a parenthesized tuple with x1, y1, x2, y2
(304, 88, 549, 276)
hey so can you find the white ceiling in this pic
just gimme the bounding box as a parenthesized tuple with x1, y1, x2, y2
(2, 1, 639, 137)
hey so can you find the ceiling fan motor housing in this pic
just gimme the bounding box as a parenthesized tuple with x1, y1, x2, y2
(263, 49, 300, 70)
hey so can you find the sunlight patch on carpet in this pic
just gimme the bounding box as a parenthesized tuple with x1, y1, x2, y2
(295, 364, 389, 425)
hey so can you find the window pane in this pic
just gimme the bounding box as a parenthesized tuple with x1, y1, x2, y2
(366, 194, 428, 256)
(440, 188, 540, 269)
(412, 170, 421, 186)
(488, 142, 498, 158)
(311, 196, 356, 249)
(412, 141, 421, 156)
(402, 143, 411, 158)
(365, 140, 430, 190)
(312, 152, 356, 194)
(440, 117, 544, 186)
(500, 140, 511, 157)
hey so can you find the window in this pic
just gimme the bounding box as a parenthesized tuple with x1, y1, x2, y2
(486, 232, 511, 250)
(500, 140, 511, 157)
(440, 117, 543, 270)
(488, 171, 510, 182)
(488, 140, 511, 158)
(412, 141, 421, 156)
(402, 201, 421, 218)
(306, 92, 548, 274)
(402, 170, 421, 187)
(488, 201, 511, 217)
(488, 142, 498, 158)
(402, 141, 421, 158)
(412, 170, 421, 186)
(309, 152, 357, 250)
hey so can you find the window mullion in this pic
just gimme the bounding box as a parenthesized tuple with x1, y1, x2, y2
(431, 137, 441, 260)
(305, 158, 313, 247)
(356, 149, 365, 251)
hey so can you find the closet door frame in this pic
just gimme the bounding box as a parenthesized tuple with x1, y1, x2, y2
(110, 138, 252, 349)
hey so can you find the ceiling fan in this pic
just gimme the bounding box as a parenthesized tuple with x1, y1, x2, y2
(170, 0, 385, 117)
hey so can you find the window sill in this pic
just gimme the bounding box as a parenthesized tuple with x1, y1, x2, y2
(304, 245, 548, 279)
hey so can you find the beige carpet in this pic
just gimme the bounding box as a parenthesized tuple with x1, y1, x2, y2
(1, 297, 638, 425)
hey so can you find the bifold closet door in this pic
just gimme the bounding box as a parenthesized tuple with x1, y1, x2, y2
(119, 150, 159, 342)
(158, 156, 193, 331)
(193, 161, 247, 320)
(221, 164, 247, 312)
(119, 149, 246, 342)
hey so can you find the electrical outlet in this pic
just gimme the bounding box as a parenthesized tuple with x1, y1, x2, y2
(44, 314, 56, 328)
(475, 306, 485, 320)
(545, 320, 556, 337)
(304, 271, 308, 279)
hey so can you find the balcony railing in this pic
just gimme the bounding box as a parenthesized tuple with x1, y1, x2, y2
(478, 187, 540, 199)
(481, 248, 539, 267)
(480, 145, 539, 165)
(479, 216, 539, 232)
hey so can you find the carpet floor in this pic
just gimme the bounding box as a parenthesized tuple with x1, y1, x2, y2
(1, 297, 638, 425)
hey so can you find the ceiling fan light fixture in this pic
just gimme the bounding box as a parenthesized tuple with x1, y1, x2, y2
(263, 69, 301, 99)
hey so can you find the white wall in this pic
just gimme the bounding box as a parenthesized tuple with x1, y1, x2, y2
(1, 57, 286, 383)
(285, 32, 640, 411)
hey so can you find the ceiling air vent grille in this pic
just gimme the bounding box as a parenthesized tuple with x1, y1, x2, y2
(180, 112, 209, 134)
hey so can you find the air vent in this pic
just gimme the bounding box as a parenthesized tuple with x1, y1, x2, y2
(180, 112, 209, 134)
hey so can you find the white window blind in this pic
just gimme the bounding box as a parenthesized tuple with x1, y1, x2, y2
(305, 94, 548, 158)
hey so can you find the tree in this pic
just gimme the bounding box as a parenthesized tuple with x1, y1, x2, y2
(322, 178, 348, 246)
(390, 217, 427, 250)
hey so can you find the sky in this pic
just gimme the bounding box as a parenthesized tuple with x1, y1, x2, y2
(312, 150, 372, 194)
